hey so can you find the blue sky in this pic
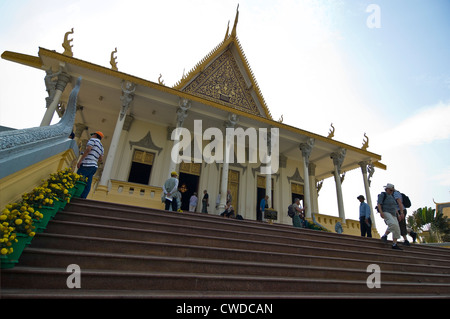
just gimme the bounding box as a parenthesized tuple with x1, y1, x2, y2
(0, 0, 449, 234)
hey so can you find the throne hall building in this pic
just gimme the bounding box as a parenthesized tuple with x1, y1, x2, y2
(1, 9, 386, 236)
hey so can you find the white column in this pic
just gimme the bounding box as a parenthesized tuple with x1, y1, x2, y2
(99, 81, 135, 187)
(167, 98, 191, 177)
(40, 72, 71, 126)
(219, 157, 230, 210)
(219, 113, 238, 210)
(359, 161, 376, 229)
(277, 154, 288, 224)
(331, 148, 346, 223)
(265, 130, 272, 211)
(299, 138, 315, 219)
(265, 175, 271, 208)
(168, 127, 182, 176)
(308, 163, 319, 213)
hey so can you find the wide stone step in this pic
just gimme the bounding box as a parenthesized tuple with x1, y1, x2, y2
(15, 247, 450, 284)
(27, 232, 450, 276)
(65, 200, 379, 245)
(43, 218, 450, 269)
(3, 288, 449, 299)
(3, 199, 450, 298)
(3, 266, 450, 295)
(65, 200, 450, 259)
(54, 210, 450, 263)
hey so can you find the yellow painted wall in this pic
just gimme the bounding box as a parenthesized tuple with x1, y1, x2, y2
(89, 179, 165, 210)
(0, 149, 77, 209)
(311, 213, 380, 238)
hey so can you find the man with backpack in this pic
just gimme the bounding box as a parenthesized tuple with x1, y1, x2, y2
(288, 198, 306, 228)
(382, 185, 411, 246)
(377, 183, 403, 250)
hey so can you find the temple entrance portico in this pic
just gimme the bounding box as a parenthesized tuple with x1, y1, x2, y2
(1, 7, 385, 236)
(291, 182, 304, 206)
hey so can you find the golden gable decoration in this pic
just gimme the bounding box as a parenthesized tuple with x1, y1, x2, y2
(173, 6, 272, 119)
(182, 49, 261, 115)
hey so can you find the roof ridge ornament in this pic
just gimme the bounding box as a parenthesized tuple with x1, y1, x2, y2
(231, 4, 239, 38)
(158, 74, 165, 86)
(224, 20, 230, 41)
(362, 132, 369, 150)
(110, 47, 118, 71)
(62, 28, 74, 57)
(327, 123, 335, 139)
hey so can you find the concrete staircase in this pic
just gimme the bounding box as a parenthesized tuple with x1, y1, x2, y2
(1, 198, 450, 298)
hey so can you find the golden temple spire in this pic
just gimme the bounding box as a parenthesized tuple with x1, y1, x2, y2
(224, 20, 230, 41)
(231, 4, 239, 38)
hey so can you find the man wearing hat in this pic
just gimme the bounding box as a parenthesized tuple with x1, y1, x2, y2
(377, 183, 402, 250)
(357, 195, 372, 237)
(163, 171, 179, 211)
(77, 131, 104, 198)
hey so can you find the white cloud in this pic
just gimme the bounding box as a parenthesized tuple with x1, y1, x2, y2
(432, 167, 450, 187)
(375, 101, 450, 150)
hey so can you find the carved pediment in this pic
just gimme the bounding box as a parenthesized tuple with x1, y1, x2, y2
(182, 49, 261, 116)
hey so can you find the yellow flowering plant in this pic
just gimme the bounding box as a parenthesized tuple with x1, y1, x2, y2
(22, 186, 56, 209)
(47, 168, 87, 203)
(49, 167, 86, 188)
(0, 203, 37, 255)
(1, 168, 83, 257)
(0, 209, 15, 255)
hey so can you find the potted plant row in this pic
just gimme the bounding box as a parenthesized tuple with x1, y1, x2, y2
(0, 168, 87, 269)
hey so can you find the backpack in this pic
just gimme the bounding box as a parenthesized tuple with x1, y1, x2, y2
(287, 204, 296, 218)
(401, 193, 411, 208)
(375, 191, 411, 211)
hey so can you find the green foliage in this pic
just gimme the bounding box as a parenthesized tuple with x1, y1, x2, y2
(407, 206, 450, 243)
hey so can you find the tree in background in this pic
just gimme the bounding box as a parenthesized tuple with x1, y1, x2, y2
(407, 207, 450, 243)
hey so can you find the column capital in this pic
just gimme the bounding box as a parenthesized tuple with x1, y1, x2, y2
(330, 148, 346, 172)
(224, 112, 239, 128)
(120, 81, 136, 120)
(358, 159, 372, 167)
(176, 98, 191, 127)
(123, 114, 134, 131)
(55, 72, 71, 92)
(299, 138, 315, 164)
(358, 161, 368, 174)
(74, 123, 88, 138)
(358, 160, 375, 185)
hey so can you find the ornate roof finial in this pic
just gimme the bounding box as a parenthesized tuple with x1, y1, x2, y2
(224, 20, 230, 41)
(62, 28, 74, 57)
(110, 47, 118, 71)
(158, 74, 165, 86)
(327, 123, 335, 139)
(362, 132, 369, 150)
(231, 4, 239, 38)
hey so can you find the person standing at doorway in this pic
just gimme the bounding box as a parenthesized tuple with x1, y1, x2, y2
(189, 192, 198, 212)
(292, 198, 306, 228)
(260, 195, 269, 220)
(77, 131, 104, 199)
(357, 195, 372, 237)
(201, 190, 209, 213)
(163, 171, 179, 211)
(226, 190, 232, 205)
